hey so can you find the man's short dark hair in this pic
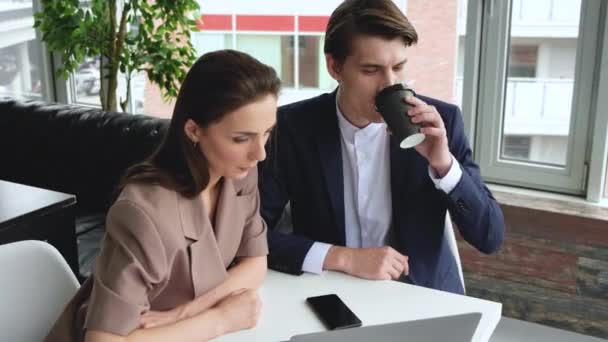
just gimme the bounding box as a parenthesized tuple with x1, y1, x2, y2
(324, 0, 418, 65)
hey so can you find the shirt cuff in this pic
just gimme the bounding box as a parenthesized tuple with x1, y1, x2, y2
(428, 155, 462, 194)
(301, 242, 333, 274)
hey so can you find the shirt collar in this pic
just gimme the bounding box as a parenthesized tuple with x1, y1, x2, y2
(335, 95, 386, 144)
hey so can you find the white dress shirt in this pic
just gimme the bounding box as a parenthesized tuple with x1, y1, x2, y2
(301, 100, 463, 274)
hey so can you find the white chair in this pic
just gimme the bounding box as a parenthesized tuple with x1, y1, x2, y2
(444, 211, 465, 291)
(0, 240, 80, 342)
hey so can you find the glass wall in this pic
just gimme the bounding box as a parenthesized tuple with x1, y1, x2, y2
(0, 0, 45, 99)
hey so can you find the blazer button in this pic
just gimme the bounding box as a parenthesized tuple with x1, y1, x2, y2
(456, 199, 470, 211)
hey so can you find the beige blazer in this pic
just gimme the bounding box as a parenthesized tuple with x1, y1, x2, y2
(45, 169, 268, 341)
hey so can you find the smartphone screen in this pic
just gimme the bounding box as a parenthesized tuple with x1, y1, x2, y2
(306, 294, 363, 330)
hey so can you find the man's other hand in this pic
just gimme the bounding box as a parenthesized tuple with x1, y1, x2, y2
(324, 246, 409, 280)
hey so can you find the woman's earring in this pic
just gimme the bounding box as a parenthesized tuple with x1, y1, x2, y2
(193, 141, 199, 150)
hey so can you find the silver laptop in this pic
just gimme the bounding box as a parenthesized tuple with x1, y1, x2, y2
(289, 312, 482, 342)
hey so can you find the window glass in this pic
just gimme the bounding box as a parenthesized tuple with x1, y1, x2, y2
(0, 0, 45, 99)
(500, 0, 580, 166)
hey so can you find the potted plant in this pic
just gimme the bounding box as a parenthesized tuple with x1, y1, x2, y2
(34, 0, 200, 112)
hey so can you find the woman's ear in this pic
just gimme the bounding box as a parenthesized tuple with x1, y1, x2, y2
(184, 119, 200, 143)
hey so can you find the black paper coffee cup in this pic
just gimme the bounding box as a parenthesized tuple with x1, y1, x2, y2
(375, 83, 425, 149)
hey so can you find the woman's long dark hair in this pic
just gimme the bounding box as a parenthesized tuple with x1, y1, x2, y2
(119, 50, 281, 197)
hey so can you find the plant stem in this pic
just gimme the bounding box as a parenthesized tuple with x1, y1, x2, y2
(99, 56, 106, 109)
(105, 0, 117, 111)
(121, 72, 132, 113)
(106, 1, 129, 112)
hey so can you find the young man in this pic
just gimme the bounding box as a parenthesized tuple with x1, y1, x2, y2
(259, 0, 505, 294)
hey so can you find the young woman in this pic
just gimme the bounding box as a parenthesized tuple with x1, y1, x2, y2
(46, 50, 280, 342)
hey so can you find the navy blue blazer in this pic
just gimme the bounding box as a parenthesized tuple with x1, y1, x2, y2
(258, 90, 505, 294)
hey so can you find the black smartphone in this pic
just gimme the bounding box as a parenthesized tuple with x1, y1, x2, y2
(306, 294, 362, 330)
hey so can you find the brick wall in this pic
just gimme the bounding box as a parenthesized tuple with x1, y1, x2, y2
(406, 0, 459, 103)
(143, 80, 174, 118)
(459, 204, 608, 338)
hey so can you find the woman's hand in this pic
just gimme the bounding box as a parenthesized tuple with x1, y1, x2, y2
(139, 305, 186, 329)
(215, 288, 262, 334)
(139, 288, 262, 334)
(139, 257, 266, 330)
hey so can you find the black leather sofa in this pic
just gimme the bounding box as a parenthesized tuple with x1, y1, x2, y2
(0, 98, 169, 275)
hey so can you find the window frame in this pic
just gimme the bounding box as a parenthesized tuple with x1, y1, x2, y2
(586, 5, 608, 202)
(467, 0, 606, 197)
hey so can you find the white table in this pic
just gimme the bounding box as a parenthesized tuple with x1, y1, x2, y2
(215, 270, 502, 342)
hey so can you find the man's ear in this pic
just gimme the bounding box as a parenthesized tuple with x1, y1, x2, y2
(184, 119, 201, 143)
(325, 54, 342, 82)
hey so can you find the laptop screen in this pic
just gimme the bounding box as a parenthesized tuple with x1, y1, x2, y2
(289, 312, 482, 342)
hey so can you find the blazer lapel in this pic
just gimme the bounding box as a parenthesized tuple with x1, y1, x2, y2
(315, 91, 346, 244)
(212, 178, 247, 266)
(178, 192, 227, 298)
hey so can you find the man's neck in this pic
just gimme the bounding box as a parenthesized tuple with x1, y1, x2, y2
(337, 89, 371, 129)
